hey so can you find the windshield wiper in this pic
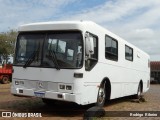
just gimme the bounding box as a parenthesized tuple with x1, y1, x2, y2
(23, 50, 39, 68)
(49, 50, 60, 70)
(23, 42, 40, 68)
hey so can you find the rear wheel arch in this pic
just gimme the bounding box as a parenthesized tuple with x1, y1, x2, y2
(134, 80, 143, 99)
(139, 80, 143, 93)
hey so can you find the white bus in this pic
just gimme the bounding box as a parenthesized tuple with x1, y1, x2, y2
(11, 21, 150, 106)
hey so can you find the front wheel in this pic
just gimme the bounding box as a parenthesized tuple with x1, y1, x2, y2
(96, 82, 106, 107)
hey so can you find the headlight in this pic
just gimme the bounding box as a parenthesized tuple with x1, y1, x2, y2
(15, 81, 24, 85)
(66, 85, 72, 90)
(59, 84, 72, 90)
(59, 84, 65, 89)
(15, 81, 19, 85)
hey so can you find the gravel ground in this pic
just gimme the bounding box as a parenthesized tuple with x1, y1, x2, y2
(0, 83, 160, 120)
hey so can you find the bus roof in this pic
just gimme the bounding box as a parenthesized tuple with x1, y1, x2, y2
(18, 21, 95, 32)
(18, 21, 149, 58)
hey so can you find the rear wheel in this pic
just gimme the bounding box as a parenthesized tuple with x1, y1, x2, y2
(96, 82, 106, 107)
(134, 84, 142, 99)
(2, 76, 10, 84)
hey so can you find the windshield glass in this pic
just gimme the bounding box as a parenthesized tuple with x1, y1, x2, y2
(14, 31, 83, 69)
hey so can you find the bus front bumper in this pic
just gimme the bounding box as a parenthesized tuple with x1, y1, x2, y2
(11, 87, 81, 104)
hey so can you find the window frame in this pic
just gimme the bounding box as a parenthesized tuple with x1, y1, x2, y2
(85, 32, 98, 71)
(105, 35, 118, 61)
(125, 45, 133, 61)
(14, 31, 84, 69)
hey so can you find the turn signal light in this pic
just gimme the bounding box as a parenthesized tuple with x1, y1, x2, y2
(66, 85, 72, 90)
(59, 85, 65, 89)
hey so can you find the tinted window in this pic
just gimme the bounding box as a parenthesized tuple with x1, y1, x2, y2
(125, 45, 133, 61)
(105, 35, 118, 61)
(15, 31, 83, 69)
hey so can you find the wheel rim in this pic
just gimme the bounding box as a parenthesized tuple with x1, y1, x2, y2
(97, 86, 105, 104)
(2, 77, 9, 84)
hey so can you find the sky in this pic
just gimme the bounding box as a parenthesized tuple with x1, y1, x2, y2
(0, 0, 160, 61)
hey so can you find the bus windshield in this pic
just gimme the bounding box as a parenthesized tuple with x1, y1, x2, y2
(14, 31, 83, 69)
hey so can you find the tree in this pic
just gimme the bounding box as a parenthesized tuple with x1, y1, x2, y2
(0, 30, 17, 63)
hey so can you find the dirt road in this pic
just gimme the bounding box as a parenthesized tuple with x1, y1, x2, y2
(0, 84, 160, 120)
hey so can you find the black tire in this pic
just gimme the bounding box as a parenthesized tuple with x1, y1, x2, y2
(96, 82, 106, 107)
(42, 98, 56, 105)
(83, 106, 105, 120)
(2, 76, 9, 84)
(134, 84, 142, 99)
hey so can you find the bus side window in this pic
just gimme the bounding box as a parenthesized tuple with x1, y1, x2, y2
(105, 35, 118, 61)
(125, 45, 133, 61)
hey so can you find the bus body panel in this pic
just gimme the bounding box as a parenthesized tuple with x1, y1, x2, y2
(11, 21, 150, 105)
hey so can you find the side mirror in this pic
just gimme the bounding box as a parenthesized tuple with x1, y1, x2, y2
(85, 33, 94, 56)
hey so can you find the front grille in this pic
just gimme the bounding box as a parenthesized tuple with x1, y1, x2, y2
(26, 80, 58, 92)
